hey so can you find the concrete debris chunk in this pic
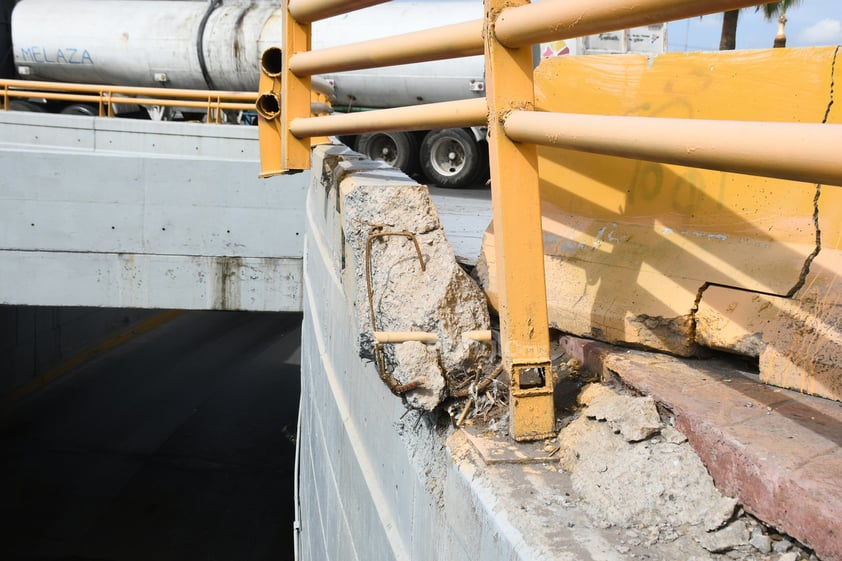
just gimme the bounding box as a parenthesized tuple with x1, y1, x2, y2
(392, 342, 446, 411)
(773, 538, 794, 553)
(662, 425, 689, 444)
(697, 520, 750, 553)
(580, 383, 662, 442)
(559, 384, 738, 532)
(577, 382, 615, 406)
(339, 175, 492, 411)
(749, 529, 773, 554)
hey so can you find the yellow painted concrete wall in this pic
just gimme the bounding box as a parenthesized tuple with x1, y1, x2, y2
(478, 46, 842, 399)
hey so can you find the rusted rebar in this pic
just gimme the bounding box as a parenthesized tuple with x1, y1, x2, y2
(365, 230, 427, 397)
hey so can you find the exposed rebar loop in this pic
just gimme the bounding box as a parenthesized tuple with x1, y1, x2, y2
(365, 230, 427, 396)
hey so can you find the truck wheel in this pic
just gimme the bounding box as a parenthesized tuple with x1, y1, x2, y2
(420, 128, 482, 188)
(357, 132, 419, 175)
(474, 139, 491, 185)
(61, 104, 99, 116)
(8, 100, 45, 112)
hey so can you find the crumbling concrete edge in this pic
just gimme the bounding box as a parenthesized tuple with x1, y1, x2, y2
(559, 334, 842, 561)
(299, 143, 538, 560)
(300, 143, 642, 561)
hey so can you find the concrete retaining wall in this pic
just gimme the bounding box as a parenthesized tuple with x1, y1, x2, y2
(298, 145, 511, 560)
(297, 144, 626, 561)
(0, 111, 307, 311)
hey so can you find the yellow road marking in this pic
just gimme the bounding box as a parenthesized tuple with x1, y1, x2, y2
(1, 309, 184, 406)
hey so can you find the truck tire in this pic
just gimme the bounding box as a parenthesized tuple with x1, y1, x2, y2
(473, 139, 490, 185)
(61, 103, 99, 116)
(356, 131, 419, 175)
(420, 128, 483, 188)
(8, 100, 46, 112)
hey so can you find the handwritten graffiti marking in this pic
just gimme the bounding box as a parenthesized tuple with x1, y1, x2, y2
(18, 47, 94, 65)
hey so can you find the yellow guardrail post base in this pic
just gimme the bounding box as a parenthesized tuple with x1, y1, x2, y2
(484, 0, 555, 442)
(510, 363, 555, 441)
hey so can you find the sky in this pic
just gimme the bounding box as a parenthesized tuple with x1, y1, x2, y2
(668, 0, 842, 51)
(400, 0, 842, 52)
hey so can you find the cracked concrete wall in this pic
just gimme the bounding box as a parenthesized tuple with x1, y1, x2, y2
(695, 47, 842, 401)
(476, 47, 842, 400)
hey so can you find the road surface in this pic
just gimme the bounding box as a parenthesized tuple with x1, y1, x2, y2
(0, 311, 302, 561)
(429, 184, 492, 265)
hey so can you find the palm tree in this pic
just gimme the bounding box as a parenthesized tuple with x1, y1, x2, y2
(719, 1, 803, 50)
(760, 0, 802, 47)
(720, 9, 741, 50)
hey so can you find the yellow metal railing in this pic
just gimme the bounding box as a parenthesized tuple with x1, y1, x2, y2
(0, 79, 256, 123)
(262, 0, 842, 441)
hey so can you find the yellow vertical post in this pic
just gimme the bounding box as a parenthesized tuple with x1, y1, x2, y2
(484, 0, 555, 441)
(281, 0, 313, 172)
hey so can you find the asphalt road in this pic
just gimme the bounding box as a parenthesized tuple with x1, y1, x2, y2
(428, 184, 492, 265)
(0, 311, 302, 561)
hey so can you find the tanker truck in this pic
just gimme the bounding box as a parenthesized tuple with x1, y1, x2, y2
(2, 0, 492, 187)
(0, 0, 665, 187)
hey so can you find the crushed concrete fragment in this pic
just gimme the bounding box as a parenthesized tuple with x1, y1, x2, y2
(696, 520, 749, 553)
(778, 553, 799, 561)
(750, 530, 773, 554)
(661, 425, 688, 444)
(697, 520, 750, 553)
(577, 382, 615, 406)
(774, 538, 794, 553)
(580, 384, 662, 442)
(392, 342, 446, 411)
(559, 384, 738, 532)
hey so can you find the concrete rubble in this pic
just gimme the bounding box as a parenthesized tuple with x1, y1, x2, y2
(576, 383, 662, 442)
(559, 384, 738, 533)
(548, 380, 821, 561)
(337, 163, 493, 411)
(320, 146, 829, 560)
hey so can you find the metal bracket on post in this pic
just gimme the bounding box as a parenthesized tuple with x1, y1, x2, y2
(510, 363, 555, 441)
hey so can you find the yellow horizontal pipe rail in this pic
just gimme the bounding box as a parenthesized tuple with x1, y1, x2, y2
(1, 88, 254, 111)
(3, 91, 106, 104)
(503, 111, 842, 187)
(259, 47, 335, 99)
(495, 0, 773, 48)
(289, 98, 487, 138)
(288, 0, 388, 23)
(289, 20, 483, 77)
(288, 0, 773, 79)
(1, 79, 256, 102)
(113, 98, 254, 111)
